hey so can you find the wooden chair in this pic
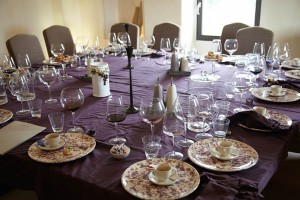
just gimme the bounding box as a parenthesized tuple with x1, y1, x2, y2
(43, 25, 74, 57)
(152, 22, 181, 52)
(110, 22, 140, 49)
(220, 23, 249, 54)
(6, 34, 45, 65)
(236, 26, 274, 55)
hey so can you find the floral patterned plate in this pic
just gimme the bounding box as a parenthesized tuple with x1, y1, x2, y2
(121, 158, 200, 199)
(0, 109, 13, 124)
(188, 138, 258, 172)
(28, 133, 96, 163)
(251, 87, 300, 102)
(285, 70, 300, 80)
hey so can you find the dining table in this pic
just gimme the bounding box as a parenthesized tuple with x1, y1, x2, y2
(0, 53, 299, 200)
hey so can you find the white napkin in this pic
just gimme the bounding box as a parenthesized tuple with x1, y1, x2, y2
(0, 121, 45, 155)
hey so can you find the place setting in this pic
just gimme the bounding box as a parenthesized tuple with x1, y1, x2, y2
(121, 158, 200, 200)
(285, 69, 300, 80)
(0, 109, 13, 124)
(251, 84, 300, 102)
(188, 138, 258, 172)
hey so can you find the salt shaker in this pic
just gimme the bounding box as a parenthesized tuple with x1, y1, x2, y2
(153, 77, 164, 101)
(180, 57, 189, 72)
(170, 53, 180, 72)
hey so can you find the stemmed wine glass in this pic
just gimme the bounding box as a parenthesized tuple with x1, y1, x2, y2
(17, 54, 31, 71)
(38, 66, 58, 104)
(211, 39, 222, 55)
(51, 43, 65, 60)
(60, 87, 85, 133)
(89, 36, 100, 61)
(245, 53, 262, 87)
(140, 97, 165, 140)
(106, 95, 127, 145)
(8, 73, 35, 115)
(163, 109, 184, 160)
(160, 38, 171, 64)
(253, 42, 265, 57)
(224, 39, 238, 60)
(174, 95, 197, 147)
(143, 35, 155, 60)
(233, 71, 253, 113)
(2, 55, 16, 74)
(108, 32, 117, 46)
(118, 32, 131, 57)
(173, 38, 181, 53)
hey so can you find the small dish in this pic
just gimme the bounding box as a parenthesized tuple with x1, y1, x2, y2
(211, 147, 239, 161)
(268, 91, 286, 97)
(110, 144, 130, 159)
(148, 168, 178, 186)
(37, 139, 65, 151)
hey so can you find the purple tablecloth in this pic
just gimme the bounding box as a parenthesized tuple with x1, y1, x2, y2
(0, 55, 299, 199)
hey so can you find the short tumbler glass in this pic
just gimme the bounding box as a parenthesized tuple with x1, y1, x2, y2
(142, 135, 161, 159)
(48, 112, 65, 133)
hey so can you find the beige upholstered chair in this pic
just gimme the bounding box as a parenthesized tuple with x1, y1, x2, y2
(152, 22, 181, 52)
(236, 26, 274, 55)
(220, 23, 249, 54)
(6, 34, 45, 65)
(43, 25, 74, 57)
(110, 22, 140, 49)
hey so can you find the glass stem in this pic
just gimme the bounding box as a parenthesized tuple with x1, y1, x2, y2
(20, 99, 25, 111)
(114, 122, 119, 139)
(150, 123, 154, 138)
(240, 93, 243, 109)
(47, 84, 52, 100)
(72, 111, 76, 130)
(184, 121, 188, 142)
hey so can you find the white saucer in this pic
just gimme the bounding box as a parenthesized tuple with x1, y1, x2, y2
(37, 139, 65, 151)
(268, 91, 286, 97)
(148, 168, 178, 186)
(211, 147, 239, 161)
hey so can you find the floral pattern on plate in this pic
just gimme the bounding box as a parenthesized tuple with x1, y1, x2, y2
(0, 109, 13, 124)
(251, 87, 300, 102)
(28, 133, 96, 163)
(188, 138, 258, 172)
(121, 158, 200, 200)
(285, 70, 300, 80)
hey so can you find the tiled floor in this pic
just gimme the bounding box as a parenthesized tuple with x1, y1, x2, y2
(0, 190, 37, 200)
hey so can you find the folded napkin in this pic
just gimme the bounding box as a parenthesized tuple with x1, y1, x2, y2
(195, 172, 263, 200)
(150, 52, 164, 58)
(228, 110, 289, 132)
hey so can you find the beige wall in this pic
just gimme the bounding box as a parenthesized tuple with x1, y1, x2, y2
(1, 0, 300, 59)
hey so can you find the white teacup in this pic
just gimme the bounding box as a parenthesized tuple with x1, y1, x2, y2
(270, 85, 282, 95)
(45, 133, 61, 147)
(253, 106, 267, 116)
(216, 140, 233, 157)
(153, 163, 176, 182)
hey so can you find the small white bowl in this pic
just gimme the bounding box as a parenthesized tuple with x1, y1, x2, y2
(110, 144, 130, 159)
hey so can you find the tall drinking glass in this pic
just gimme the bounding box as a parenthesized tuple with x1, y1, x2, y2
(174, 95, 197, 147)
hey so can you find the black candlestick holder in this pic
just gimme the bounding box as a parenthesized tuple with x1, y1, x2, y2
(125, 46, 139, 114)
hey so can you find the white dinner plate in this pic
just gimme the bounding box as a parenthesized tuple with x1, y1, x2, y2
(285, 70, 300, 80)
(281, 60, 300, 69)
(133, 48, 156, 56)
(42, 59, 61, 66)
(188, 138, 258, 172)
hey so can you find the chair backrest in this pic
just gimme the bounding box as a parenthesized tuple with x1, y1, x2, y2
(220, 23, 249, 54)
(236, 26, 274, 55)
(6, 34, 45, 65)
(110, 22, 140, 49)
(43, 25, 74, 57)
(152, 22, 181, 52)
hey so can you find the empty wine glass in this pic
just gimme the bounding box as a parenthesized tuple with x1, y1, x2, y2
(17, 54, 31, 71)
(224, 39, 238, 59)
(8, 73, 35, 115)
(233, 71, 253, 113)
(51, 43, 65, 59)
(253, 42, 265, 57)
(106, 95, 127, 145)
(163, 109, 184, 160)
(211, 39, 222, 55)
(140, 97, 165, 140)
(38, 66, 57, 104)
(143, 35, 155, 53)
(174, 95, 197, 147)
(160, 38, 171, 63)
(60, 87, 85, 133)
(173, 38, 181, 53)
